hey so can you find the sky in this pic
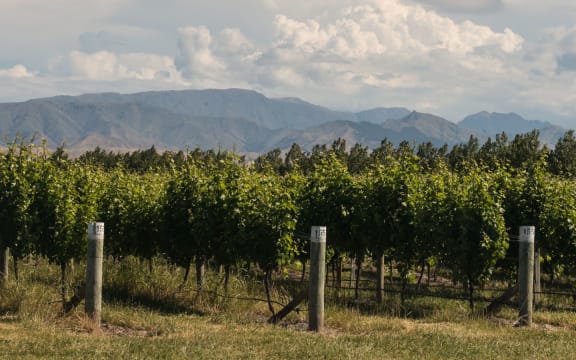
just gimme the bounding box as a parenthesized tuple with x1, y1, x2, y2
(0, 0, 575, 127)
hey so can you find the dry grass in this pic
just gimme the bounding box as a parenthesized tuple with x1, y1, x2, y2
(1, 258, 576, 359)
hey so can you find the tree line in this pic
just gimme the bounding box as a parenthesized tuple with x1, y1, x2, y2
(2, 129, 576, 310)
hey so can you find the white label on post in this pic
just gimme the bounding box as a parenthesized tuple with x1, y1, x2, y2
(88, 222, 105, 240)
(311, 226, 327, 243)
(519, 226, 535, 243)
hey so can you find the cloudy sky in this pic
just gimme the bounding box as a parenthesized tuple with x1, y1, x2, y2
(1, 0, 575, 127)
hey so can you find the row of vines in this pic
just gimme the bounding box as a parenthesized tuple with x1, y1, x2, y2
(2, 130, 576, 310)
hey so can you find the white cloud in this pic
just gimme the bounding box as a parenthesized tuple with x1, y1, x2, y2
(215, 29, 257, 57)
(258, 0, 535, 120)
(81, 0, 527, 118)
(235, 0, 524, 100)
(0, 65, 35, 78)
(174, 26, 225, 81)
(272, 1, 523, 58)
(49, 51, 182, 82)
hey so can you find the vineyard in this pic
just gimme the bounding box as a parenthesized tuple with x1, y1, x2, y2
(2, 129, 576, 321)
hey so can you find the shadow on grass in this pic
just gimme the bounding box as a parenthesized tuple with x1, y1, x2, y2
(102, 286, 207, 316)
(326, 293, 442, 319)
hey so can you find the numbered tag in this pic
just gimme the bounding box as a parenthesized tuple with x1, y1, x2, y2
(519, 226, 535, 243)
(311, 226, 327, 243)
(88, 222, 105, 239)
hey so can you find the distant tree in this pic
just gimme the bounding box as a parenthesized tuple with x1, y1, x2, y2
(284, 143, 307, 173)
(124, 146, 164, 172)
(331, 138, 348, 163)
(370, 138, 395, 165)
(549, 130, 576, 177)
(50, 145, 69, 162)
(254, 148, 283, 174)
(395, 140, 414, 161)
(347, 143, 370, 174)
(78, 146, 121, 170)
(448, 135, 479, 170)
(416, 141, 448, 171)
(309, 144, 329, 168)
(477, 132, 509, 169)
(508, 130, 545, 170)
(159, 150, 187, 170)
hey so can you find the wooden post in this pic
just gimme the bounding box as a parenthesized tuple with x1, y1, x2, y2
(534, 247, 541, 306)
(349, 257, 357, 288)
(518, 226, 535, 327)
(309, 226, 326, 332)
(376, 253, 385, 304)
(268, 289, 308, 324)
(484, 284, 518, 316)
(0, 239, 9, 282)
(195, 258, 205, 292)
(86, 222, 104, 325)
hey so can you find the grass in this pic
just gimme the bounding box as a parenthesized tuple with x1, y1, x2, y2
(1, 258, 576, 359)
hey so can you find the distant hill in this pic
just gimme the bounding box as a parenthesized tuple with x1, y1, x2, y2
(356, 107, 412, 124)
(0, 89, 568, 155)
(55, 88, 358, 130)
(382, 111, 476, 146)
(459, 111, 566, 145)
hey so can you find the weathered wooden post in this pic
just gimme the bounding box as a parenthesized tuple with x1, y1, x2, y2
(86, 222, 104, 325)
(350, 257, 357, 288)
(376, 254, 385, 304)
(309, 226, 326, 332)
(0, 236, 9, 282)
(518, 226, 535, 326)
(534, 247, 541, 306)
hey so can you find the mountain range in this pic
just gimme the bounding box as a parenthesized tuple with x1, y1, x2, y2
(0, 88, 569, 156)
